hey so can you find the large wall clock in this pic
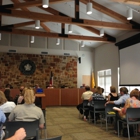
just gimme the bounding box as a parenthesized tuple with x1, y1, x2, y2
(19, 60, 36, 75)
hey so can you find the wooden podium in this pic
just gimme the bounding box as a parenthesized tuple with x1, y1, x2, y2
(35, 93, 45, 109)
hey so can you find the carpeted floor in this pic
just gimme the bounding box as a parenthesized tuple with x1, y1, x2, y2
(46, 107, 140, 140)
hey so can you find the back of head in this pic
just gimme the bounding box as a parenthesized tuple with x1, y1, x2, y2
(24, 88, 35, 104)
(85, 86, 90, 91)
(95, 86, 102, 94)
(120, 87, 128, 94)
(110, 86, 116, 93)
(130, 89, 139, 99)
(0, 91, 7, 105)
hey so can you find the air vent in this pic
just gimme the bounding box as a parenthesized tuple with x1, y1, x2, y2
(9, 50, 16, 53)
(41, 52, 48, 55)
(64, 53, 70, 56)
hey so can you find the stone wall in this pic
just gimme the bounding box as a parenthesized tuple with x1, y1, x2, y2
(0, 53, 77, 88)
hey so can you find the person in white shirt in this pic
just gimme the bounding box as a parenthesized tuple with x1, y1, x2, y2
(0, 91, 16, 113)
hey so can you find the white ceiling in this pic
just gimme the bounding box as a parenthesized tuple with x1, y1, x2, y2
(1, 0, 140, 48)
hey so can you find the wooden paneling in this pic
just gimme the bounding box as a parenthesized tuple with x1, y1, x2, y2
(0, 89, 20, 98)
(61, 88, 78, 106)
(42, 89, 60, 108)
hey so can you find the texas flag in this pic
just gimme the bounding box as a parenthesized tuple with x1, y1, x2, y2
(49, 71, 53, 85)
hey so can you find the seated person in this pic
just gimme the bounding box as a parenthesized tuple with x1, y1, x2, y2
(4, 89, 13, 101)
(14, 86, 25, 105)
(5, 84, 13, 89)
(8, 87, 45, 129)
(114, 89, 140, 133)
(76, 86, 93, 120)
(0, 91, 16, 113)
(89, 86, 106, 121)
(105, 87, 130, 133)
(0, 110, 6, 140)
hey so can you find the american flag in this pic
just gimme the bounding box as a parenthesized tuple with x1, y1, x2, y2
(49, 71, 53, 85)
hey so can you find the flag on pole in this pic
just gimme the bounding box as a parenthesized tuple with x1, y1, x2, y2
(91, 71, 95, 88)
(49, 71, 53, 85)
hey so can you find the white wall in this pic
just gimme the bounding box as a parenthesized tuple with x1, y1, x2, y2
(0, 33, 94, 88)
(94, 43, 119, 92)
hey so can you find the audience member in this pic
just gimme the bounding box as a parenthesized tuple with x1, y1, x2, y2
(6, 128, 26, 140)
(107, 86, 119, 123)
(14, 86, 25, 105)
(9, 87, 45, 129)
(105, 87, 129, 106)
(114, 89, 140, 133)
(0, 91, 16, 113)
(76, 86, 93, 120)
(105, 87, 130, 134)
(5, 84, 13, 89)
(108, 86, 118, 101)
(0, 110, 6, 140)
(4, 89, 13, 101)
(88, 86, 106, 122)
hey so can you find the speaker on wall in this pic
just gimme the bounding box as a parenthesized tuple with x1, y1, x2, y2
(78, 57, 81, 63)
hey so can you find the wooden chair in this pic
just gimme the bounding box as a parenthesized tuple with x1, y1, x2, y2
(5, 120, 40, 140)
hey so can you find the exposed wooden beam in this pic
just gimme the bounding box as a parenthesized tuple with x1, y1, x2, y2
(11, 0, 51, 32)
(0, 28, 114, 43)
(12, 0, 72, 9)
(80, 0, 129, 23)
(39, 6, 116, 41)
(40, 22, 50, 32)
(110, 0, 140, 5)
(0, 9, 135, 30)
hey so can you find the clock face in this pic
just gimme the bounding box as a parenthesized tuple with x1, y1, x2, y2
(19, 60, 36, 75)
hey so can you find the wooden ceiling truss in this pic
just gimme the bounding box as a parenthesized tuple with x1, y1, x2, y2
(0, 0, 140, 43)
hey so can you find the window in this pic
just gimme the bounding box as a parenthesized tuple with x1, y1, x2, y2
(98, 69, 111, 96)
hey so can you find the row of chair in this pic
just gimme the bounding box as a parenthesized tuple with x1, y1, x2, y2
(3, 110, 62, 140)
(79, 100, 140, 140)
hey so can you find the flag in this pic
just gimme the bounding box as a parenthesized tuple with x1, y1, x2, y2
(91, 71, 95, 88)
(49, 71, 53, 85)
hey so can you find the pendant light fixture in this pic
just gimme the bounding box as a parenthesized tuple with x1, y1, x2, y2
(68, 24, 72, 33)
(127, 8, 133, 20)
(80, 41, 85, 47)
(30, 36, 34, 43)
(42, 0, 49, 8)
(100, 29, 104, 37)
(35, 20, 40, 29)
(87, 1, 92, 15)
(56, 38, 60, 45)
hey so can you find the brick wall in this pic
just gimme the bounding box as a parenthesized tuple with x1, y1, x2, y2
(0, 53, 77, 88)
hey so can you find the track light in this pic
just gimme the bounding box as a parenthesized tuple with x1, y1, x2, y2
(127, 8, 133, 20)
(87, 2, 92, 15)
(68, 24, 72, 33)
(100, 29, 104, 37)
(42, 0, 49, 8)
(35, 20, 40, 29)
(80, 41, 84, 47)
(56, 38, 60, 45)
(30, 36, 34, 43)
